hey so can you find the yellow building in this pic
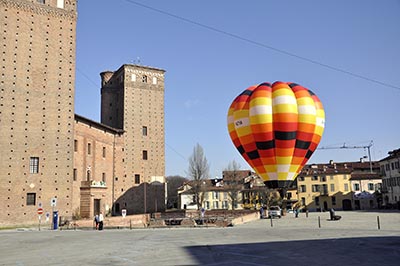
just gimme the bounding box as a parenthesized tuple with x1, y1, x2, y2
(296, 161, 381, 211)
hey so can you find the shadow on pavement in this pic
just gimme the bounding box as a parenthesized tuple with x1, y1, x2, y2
(184, 236, 400, 266)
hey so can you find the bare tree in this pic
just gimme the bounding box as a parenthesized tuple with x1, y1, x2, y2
(224, 160, 243, 210)
(187, 143, 210, 210)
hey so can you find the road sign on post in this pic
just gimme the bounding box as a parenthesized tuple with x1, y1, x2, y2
(38, 208, 43, 231)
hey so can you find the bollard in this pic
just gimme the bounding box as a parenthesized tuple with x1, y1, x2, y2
(318, 216, 321, 228)
(377, 216, 380, 230)
(270, 216, 273, 227)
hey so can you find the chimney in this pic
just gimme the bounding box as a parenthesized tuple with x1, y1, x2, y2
(100, 71, 114, 86)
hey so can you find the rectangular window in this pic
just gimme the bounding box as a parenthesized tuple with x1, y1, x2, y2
(131, 74, 136, 82)
(37, 0, 45, 4)
(300, 185, 307, 193)
(330, 184, 335, 192)
(73, 168, 77, 181)
(213, 201, 219, 209)
(301, 197, 306, 206)
(102, 173, 106, 183)
(29, 157, 39, 174)
(102, 147, 106, 158)
(56, 0, 64, 8)
(142, 150, 148, 160)
(297, 176, 305, 182)
(312, 184, 320, 192)
(320, 176, 326, 182)
(213, 192, 218, 199)
(27, 193, 36, 206)
(135, 174, 140, 184)
(142, 126, 148, 136)
(344, 183, 349, 191)
(354, 183, 360, 191)
(87, 143, 91, 155)
(152, 77, 157, 84)
(368, 183, 374, 191)
(287, 192, 292, 200)
(74, 140, 78, 152)
(312, 175, 318, 181)
(330, 175, 334, 180)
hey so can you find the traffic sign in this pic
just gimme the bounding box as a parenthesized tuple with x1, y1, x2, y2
(37, 208, 44, 215)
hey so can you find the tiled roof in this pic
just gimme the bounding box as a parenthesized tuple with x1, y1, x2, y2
(350, 173, 381, 180)
(379, 148, 400, 162)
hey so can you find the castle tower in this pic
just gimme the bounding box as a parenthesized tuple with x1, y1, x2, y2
(0, 0, 77, 225)
(101, 64, 165, 190)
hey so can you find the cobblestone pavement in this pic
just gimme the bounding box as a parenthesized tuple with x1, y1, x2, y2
(1, 211, 399, 265)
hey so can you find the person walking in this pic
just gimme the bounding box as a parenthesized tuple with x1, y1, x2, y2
(94, 214, 99, 230)
(98, 212, 104, 230)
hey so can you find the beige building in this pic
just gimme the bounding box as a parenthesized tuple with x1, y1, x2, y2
(0, 0, 166, 226)
(178, 179, 242, 211)
(379, 148, 400, 207)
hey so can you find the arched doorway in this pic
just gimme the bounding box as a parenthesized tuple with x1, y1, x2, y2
(342, 199, 352, 210)
(323, 201, 328, 211)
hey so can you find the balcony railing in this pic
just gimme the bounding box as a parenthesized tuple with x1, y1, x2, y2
(81, 180, 107, 188)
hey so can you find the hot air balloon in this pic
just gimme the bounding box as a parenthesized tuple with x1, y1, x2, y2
(227, 81, 325, 188)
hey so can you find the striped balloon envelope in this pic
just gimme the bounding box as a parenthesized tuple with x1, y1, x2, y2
(227, 81, 325, 188)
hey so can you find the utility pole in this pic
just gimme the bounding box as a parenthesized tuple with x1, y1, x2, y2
(318, 141, 374, 173)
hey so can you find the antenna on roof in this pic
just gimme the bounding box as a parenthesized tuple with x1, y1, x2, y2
(132, 57, 141, 65)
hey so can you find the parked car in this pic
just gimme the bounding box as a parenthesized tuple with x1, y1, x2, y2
(268, 206, 282, 218)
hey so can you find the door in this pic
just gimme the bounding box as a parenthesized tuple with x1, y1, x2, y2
(342, 199, 352, 210)
(323, 201, 328, 211)
(94, 199, 101, 215)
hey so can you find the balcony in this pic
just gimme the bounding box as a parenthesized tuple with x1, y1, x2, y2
(81, 180, 107, 188)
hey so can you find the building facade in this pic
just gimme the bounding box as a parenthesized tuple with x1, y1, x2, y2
(380, 148, 400, 207)
(0, 0, 166, 226)
(100, 64, 166, 184)
(0, 0, 77, 225)
(296, 161, 381, 211)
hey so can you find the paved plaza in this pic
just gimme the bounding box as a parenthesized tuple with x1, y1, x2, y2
(1, 211, 399, 265)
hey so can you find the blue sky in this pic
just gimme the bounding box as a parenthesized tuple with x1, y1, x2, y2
(75, 0, 400, 178)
